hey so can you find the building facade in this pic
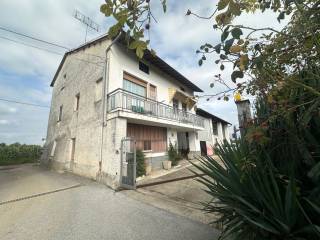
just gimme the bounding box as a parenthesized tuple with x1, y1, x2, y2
(196, 108, 231, 156)
(42, 35, 214, 188)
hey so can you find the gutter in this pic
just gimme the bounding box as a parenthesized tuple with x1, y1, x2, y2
(99, 32, 122, 172)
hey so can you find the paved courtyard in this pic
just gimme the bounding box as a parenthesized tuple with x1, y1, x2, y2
(0, 164, 219, 240)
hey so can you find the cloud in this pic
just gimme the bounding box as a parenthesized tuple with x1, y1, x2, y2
(0, 1, 284, 143)
(0, 119, 9, 125)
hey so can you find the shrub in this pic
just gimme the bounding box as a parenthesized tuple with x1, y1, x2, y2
(194, 72, 320, 239)
(168, 142, 181, 166)
(136, 149, 146, 177)
(0, 143, 42, 166)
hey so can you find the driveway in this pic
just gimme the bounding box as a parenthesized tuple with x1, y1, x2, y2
(125, 162, 219, 225)
(0, 164, 219, 240)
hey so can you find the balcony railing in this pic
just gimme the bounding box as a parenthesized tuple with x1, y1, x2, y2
(107, 88, 205, 128)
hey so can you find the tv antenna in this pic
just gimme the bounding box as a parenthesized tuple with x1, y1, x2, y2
(73, 9, 100, 43)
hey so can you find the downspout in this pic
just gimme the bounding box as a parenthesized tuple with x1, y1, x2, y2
(99, 32, 122, 173)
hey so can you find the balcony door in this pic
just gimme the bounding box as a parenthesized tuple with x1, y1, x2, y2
(123, 72, 147, 113)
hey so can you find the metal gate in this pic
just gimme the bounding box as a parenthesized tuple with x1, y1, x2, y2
(120, 137, 136, 189)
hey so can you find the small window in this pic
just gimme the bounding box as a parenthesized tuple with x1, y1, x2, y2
(180, 87, 185, 92)
(60, 86, 65, 92)
(139, 61, 149, 74)
(74, 93, 80, 111)
(63, 74, 67, 79)
(212, 121, 218, 135)
(58, 105, 63, 122)
(95, 78, 103, 101)
(143, 140, 151, 151)
(50, 141, 57, 157)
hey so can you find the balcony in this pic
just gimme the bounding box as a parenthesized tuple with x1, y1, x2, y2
(107, 89, 205, 129)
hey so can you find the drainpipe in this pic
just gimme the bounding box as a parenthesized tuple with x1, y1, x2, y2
(99, 32, 122, 173)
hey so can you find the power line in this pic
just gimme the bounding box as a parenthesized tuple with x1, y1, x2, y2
(0, 35, 104, 67)
(0, 26, 70, 50)
(0, 35, 63, 55)
(0, 98, 50, 108)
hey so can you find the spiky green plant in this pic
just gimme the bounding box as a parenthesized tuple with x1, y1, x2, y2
(194, 69, 320, 239)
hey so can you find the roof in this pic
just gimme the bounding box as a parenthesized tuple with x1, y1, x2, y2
(50, 34, 203, 92)
(196, 108, 231, 125)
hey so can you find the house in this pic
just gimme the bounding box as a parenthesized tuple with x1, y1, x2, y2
(42, 34, 229, 189)
(196, 108, 231, 156)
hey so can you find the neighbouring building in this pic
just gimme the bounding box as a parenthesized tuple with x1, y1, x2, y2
(42, 34, 230, 189)
(196, 108, 231, 156)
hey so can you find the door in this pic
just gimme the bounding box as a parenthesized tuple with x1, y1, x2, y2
(200, 141, 207, 156)
(120, 137, 136, 189)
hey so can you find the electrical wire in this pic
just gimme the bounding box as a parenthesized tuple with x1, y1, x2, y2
(0, 35, 63, 55)
(0, 26, 70, 50)
(0, 35, 104, 67)
(0, 98, 50, 108)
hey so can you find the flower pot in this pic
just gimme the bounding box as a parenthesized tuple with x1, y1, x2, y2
(162, 160, 172, 170)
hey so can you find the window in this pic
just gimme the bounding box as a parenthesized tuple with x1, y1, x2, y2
(74, 93, 80, 111)
(95, 78, 103, 101)
(50, 141, 57, 157)
(149, 84, 157, 100)
(70, 138, 76, 161)
(212, 121, 218, 135)
(58, 105, 63, 122)
(180, 87, 185, 92)
(143, 140, 152, 151)
(123, 79, 146, 97)
(139, 61, 149, 74)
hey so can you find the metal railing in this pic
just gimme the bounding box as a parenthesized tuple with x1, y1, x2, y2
(107, 88, 205, 128)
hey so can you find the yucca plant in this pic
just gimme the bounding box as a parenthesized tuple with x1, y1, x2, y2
(194, 69, 320, 239)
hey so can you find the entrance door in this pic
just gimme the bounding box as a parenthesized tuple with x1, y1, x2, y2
(120, 137, 136, 189)
(200, 141, 207, 156)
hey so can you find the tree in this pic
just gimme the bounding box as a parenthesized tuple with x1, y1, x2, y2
(100, 0, 320, 101)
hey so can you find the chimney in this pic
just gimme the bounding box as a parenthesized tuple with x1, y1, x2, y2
(235, 99, 252, 136)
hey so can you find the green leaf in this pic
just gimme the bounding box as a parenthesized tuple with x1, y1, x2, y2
(221, 29, 229, 42)
(224, 38, 235, 53)
(231, 28, 243, 39)
(220, 54, 227, 60)
(229, 1, 241, 16)
(214, 44, 221, 53)
(108, 23, 122, 38)
(218, 0, 229, 10)
(277, 11, 285, 22)
(231, 70, 244, 83)
(161, 0, 167, 12)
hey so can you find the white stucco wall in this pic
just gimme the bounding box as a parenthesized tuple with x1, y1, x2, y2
(108, 44, 195, 111)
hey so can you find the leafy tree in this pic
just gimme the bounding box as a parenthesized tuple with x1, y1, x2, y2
(100, 0, 320, 100)
(0, 143, 42, 166)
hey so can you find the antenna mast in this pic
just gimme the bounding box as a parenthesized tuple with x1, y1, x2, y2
(73, 9, 100, 43)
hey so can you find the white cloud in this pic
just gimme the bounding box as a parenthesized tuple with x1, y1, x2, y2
(0, 119, 9, 125)
(0, 0, 284, 143)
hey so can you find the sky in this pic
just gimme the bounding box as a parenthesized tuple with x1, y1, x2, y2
(0, 0, 284, 144)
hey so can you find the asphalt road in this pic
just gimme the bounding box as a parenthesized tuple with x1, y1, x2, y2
(0, 164, 219, 240)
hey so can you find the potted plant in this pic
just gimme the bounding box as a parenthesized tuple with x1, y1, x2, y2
(163, 142, 179, 170)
